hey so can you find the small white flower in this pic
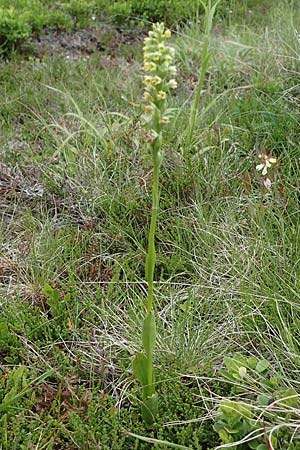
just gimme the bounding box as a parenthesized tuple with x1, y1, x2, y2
(167, 79, 177, 89)
(160, 117, 170, 124)
(256, 152, 277, 175)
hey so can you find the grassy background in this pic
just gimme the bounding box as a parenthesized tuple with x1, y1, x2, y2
(1, 0, 300, 448)
(0, 0, 271, 51)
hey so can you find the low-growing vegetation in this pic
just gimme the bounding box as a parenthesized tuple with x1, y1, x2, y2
(0, 0, 264, 52)
(1, 0, 300, 448)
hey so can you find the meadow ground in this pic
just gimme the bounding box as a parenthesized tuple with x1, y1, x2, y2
(1, 1, 300, 448)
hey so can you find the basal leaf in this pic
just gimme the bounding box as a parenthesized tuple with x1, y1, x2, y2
(255, 359, 270, 373)
(280, 388, 298, 408)
(141, 393, 158, 425)
(132, 352, 148, 387)
(257, 394, 271, 406)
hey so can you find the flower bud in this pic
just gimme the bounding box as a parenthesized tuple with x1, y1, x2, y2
(143, 91, 152, 101)
(160, 117, 170, 124)
(144, 105, 154, 113)
(167, 79, 177, 89)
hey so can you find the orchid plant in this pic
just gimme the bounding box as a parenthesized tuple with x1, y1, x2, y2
(132, 22, 177, 425)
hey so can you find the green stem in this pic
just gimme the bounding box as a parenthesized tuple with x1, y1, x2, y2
(146, 141, 161, 314)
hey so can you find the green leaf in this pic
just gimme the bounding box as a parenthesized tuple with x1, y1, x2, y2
(256, 445, 268, 450)
(219, 369, 237, 382)
(257, 395, 271, 406)
(279, 388, 298, 408)
(44, 283, 53, 297)
(220, 400, 253, 419)
(247, 357, 258, 369)
(268, 376, 279, 388)
(63, 292, 71, 303)
(255, 359, 270, 373)
(132, 352, 148, 387)
(44, 283, 63, 316)
(249, 440, 260, 449)
(180, 300, 191, 312)
(142, 312, 156, 358)
(141, 393, 158, 425)
(218, 429, 229, 443)
(213, 421, 227, 432)
(271, 436, 278, 447)
(224, 354, 247, 376)
(224, 356, 240, 373)
(10, 365, 26, 385)
(52, 289, 59, 302)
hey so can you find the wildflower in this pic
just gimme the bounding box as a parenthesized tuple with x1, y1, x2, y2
(144, 105, 154, 113)
(142, 22, 176, 129)
(157, 91, 166, 100)
(144, 53, 160, 62)
(144, 62, 157, 72)
(135, 22, 177, 426)
(167, 79, 177, 89)
(256, 150, 277, 176)
(143, 76, 153, 87)
(163, 54, 173, 65)
(144, 129, 159, 143)
(160, 117, 170, 124)
(151, 76, 162, 86)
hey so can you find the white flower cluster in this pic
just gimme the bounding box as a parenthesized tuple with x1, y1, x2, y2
(142, 23, 177, 140)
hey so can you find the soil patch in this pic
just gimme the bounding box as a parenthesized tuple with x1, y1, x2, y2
(23, 25, 142, 59)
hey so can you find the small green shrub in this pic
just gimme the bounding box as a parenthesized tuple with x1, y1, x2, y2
(130, 0, 200, 24)
(96, 0, 235, 25)
(0, 1, 73, 52)
(63, 0, 96, 28)
(0, 7, 31, 49)
(214, 354, 299, 449)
